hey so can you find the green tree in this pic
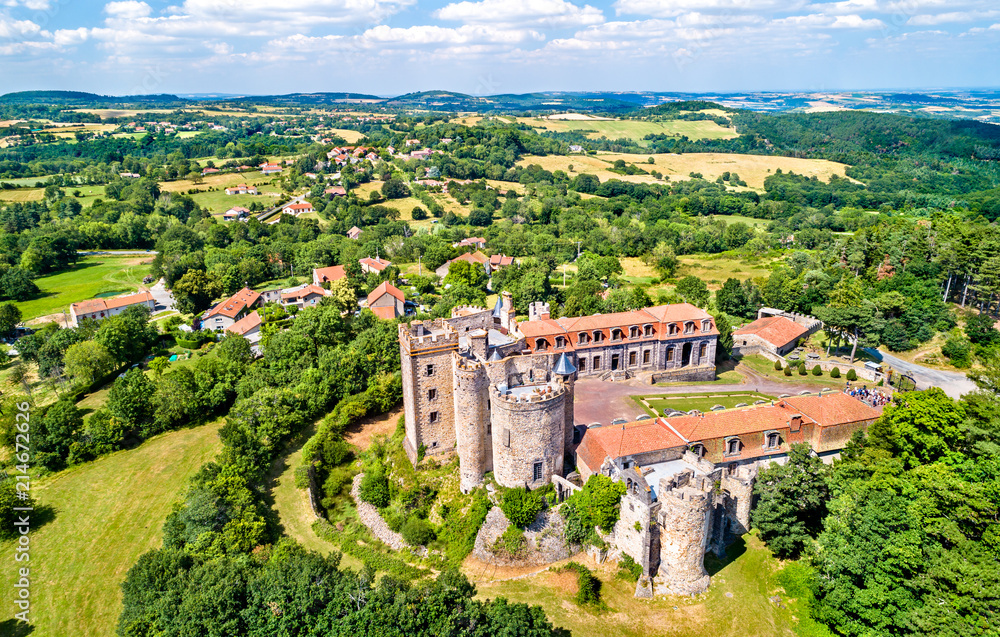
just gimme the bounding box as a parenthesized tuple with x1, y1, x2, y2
(0, 480, 34, 541)
(0, 302, 22, 337)
(172, 269, 222, 316)
(107, 368, 155, 430)
(751, 444, 829, 558)
(95, 305, 157, 364)
(568, 474, 626, 532)
(380, 178, 411, 199)
(148, 356, 170, 376)
(500, 487, 544, 529)
(716, 278, 753, 318)
(676, 275, 709, 307)
(868, 388, 965, 468)
(63, 340, 116, 386)
(34, 399, 84, 469)
(715, 314, 733, 363)
(443, 259, 487, 290)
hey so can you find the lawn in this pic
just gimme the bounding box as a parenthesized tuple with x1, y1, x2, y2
(475, 532, 818, 637)
(17, 256, 152, 322)
(189, 189, 281, 216)
(738, 354, 844, 387)
(634, 391, 775, 416)
(672, 253, 784, 291)
(0, 420, 223, 637)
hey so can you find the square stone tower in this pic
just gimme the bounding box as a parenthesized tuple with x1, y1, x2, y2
(399, 320, 460, 462)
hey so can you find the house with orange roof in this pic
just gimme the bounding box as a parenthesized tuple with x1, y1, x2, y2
(260, 163, 282, 175)
(324, 186, 347, 197)
(488, 254, 515, 270)
(347, 226, 363, 240)
(225, 184, 258, 196)
(223, 206, 250, 221)
(434, 251, 489, 279)
(203, 287, 262, 331)
(281, 284, 329, 308)
(359, 256, 392, 275)
(732, 315, 808, 357)
(69, 291, 156, 327)
(312, 265, 346, 286)
(283, 202, 314, 216)
(367, 282, 404, 319)
(225, 311, 262, 344)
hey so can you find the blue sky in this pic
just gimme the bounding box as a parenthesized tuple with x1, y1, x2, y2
(1, 0, 999, 96)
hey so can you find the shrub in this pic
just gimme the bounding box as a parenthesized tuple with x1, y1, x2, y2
(294, 466, 310, 489)
(384, 509, 405, 532)
(941, 333, 972, 368)
(774, 359, 783, 371)
(494, 525, 526, 556)
(564, 562, 602, 607)
(500, 487, 544, 529)
(812, 365, 822, 376)
(411, 206, 428, 221)
(846, 369, 857, 381)
(784, 365, 793, 377)
(565, 474, 627, 532)
(616, 554, 643, 582)
(401, 516, 436, 545)
(798, 363, 808, 376)
(359, 471, 390, 508)
(830, 367, 841, 378)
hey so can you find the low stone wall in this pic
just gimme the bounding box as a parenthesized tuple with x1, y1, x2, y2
(651, 365, 716, 384)
(351, 473, 408, 551)
(472, 506, 572, 567)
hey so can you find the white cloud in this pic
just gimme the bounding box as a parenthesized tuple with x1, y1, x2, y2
(435, 0, 603, 28)
(104, 1, 152, 19)
(2, 0, 51, 10)
(53, 27, 88, 46)
(908, 10, 1000, 25)
(615, 0, 807, 18)
(0, 17, 42, 38)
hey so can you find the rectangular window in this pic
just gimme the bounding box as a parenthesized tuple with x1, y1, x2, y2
(428, 389, 437, 401)
(429, 411, 439, 424)
(533, 462, 543, 481)
(629, 351, 637, 366)
(579, 358, 586, 371)
(486, 422, 491, 435)
(643, 350, 651, 364)
(700, 344, 707, 358)
(593, 356, 601, 369)
(425, 364, 434, 376)
(666, 348, 674, 362)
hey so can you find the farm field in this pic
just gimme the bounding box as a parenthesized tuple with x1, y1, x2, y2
(635, 391, 776, 416)
(17, 256, 151, 321)
(674, 253, 783, 290)
(328, 128, 366, 143)
(476, 532, 816, 637)
(0, 420, 223, 637)
(515, 117, 739, 142)
(0, 188, 43, 203)
(67, 108, 174, 119)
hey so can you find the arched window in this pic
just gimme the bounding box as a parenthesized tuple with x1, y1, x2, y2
(668, 324, 679, 335)
(690, 443, 705, 458)
(535, 338, 549, 351)
(629, 326, 639, 339)
(593, 330, 604, 343)
(766, 432, 780, 449)
(611, 328, 624, 341)
(643, 324, 654, 337)
(684, 322, 695, 334)
(702, 319, 712, 332)
(556, 336, 566, 349)
(578, 332, 590, 345)
(726, 437, 741, 455)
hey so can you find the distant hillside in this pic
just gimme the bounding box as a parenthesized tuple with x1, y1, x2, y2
(222, 92, 383, 105)
(384, 90, 641, 113)
(0, 90, 183, 105)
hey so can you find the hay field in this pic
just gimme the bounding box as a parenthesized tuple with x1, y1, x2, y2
(329, 128, 366, 143)
(0, 188, 44, 203)
(517, 152, 853, 190)
(158, 170, 276, 193)
(67, 108, 173, 119)
(516, 117, 738, 142)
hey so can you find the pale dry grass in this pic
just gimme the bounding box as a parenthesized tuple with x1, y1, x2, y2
(158, 170, 276, 193)
(329, 128, 366, 143)
(0, 188, 44, 202)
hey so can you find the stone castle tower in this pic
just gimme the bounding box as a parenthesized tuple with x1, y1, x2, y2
(398, 296, 576, 492)
(656, 471, 715, 595)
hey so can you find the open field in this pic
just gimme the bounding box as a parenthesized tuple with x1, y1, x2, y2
(517, 152, 853, 191)
(158, 170, 276, 194)
(0, 188, 44, 203)
(674, 253, 784, 290)
(328, 128, 366, 143)
(708, 214, 770, 228)
(189, 189, 281, 216)
(17, 256, 151, 321)
(67, 108, 174, 119)
(38, 123, 117, 140)
(0, 421, 223, 637)
(515, 117, 738, 143)
(635, 391, 775, 416)
(475, 533, 816, 637)
(738, 354, 842, 387)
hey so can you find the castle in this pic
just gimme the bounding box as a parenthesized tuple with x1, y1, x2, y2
(398, 293, 880, 596)
(398, 292, 720, 492)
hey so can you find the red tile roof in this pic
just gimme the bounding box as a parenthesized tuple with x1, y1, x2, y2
(225, 311, 261, 336)
(72, 291, 154, 315)
(489, 254, 514, 267)
(367, 281, 404, 305)
(733, 316, 808, 349)
(520, 304, 717, 350)
(578, 418, 686, 471)
(313, 265, 346, 283)
(281, 284, 327, 301)
(783, 393, 880, 426)
(665, 402, 813, 442)
(285, 203, 313, 212)
(360, 257, 391, 272)
(205, 287, 260, 320)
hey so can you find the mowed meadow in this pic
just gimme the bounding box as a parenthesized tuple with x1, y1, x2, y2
(514, 116, 739, 143)
(516, 152, 854, 190)
(19, 256, 152, 322)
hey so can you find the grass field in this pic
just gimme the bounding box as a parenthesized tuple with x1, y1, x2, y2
(515, 117, 739, 143)
(0, 188, 43, 203)
(476, 533, 816, 637)
(158, 170, 278, 194)
(673, 253, 783, 291)
(329, 128, 366, 143)
(635, 391, 775, 416)
(67, 108, 174, 119)
(17, 256, 151, 322)
(738, 354, 841, 388)
(0, 421, 223, 637)
(517, 152, 852, 191)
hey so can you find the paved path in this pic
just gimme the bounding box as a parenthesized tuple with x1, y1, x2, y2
(148, 278, 176, 313)
(573, 364, 828, 425)
(864, 348, 976, 399)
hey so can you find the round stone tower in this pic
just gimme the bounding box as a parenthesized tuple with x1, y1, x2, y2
(656, 474, 714, 595)
(453, 355, 489, 493)
(490, 379, 567, 489)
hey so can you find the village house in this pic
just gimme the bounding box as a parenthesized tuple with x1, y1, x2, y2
(225, 311, 262, 345)
(313, 265, 346, 286)
(69, 291, 156, 327)
(283, 202, 314, 216)
(347, 226, 363, 240)
(324, 186, 347, 197)
(223, 206, 250, 221)
(732, 309, 823, 358)
(203, 288, 262, 332)
(360, 256, 392, 275)
(225, 184, 258, 195)
(489, 254, 515, 270)
(435, 251, 490, 279)
(281, 284, 329, 308)
(202, 167, 220, 176)
(367, 282, 405, 319)
(260, 163, 283, 175)
(456, 237, 486, 249)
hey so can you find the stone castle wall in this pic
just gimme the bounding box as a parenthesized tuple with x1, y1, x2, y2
(491, 382, 568, 488)
(453, 355, 489, 493)
(613, 493, 659, 574)
(656, 473, 714, 596)
(400, 322, 460, 462)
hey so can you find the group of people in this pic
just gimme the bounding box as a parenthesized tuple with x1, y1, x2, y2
(845, 384, 891, 407)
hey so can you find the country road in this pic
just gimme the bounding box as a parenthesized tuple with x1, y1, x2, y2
(864, 348, 977, 399)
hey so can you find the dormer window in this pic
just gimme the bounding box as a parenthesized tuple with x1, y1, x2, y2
(535, 338, 549, 351)
(725, 437, 741, 456)
(556, 336, 566, 349)
(578, 333, 590, 345)
(702, 319, 712, 332)
(764, 431, 780, 449)
(684, 322, 695, 334)
(689, 443, 705, 458)
(611, 328, 624, 342)
(629, 326, 639, 339)
(668, 324, 679, 336)
(643, 324, 654, 337)
(593, 330, 604, 343)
